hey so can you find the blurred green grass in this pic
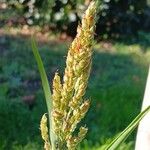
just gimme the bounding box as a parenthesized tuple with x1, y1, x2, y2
(0, 32, 150, 149)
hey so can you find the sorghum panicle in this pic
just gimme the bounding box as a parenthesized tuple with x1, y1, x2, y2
(41, 1, 98, 149)
(52, 1, 97, 147)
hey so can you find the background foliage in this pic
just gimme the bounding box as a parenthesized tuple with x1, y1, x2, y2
(3, 0, 150, 38)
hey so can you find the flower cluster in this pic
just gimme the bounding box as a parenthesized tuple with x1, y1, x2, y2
(40, 1, 97, 149)
(40, 114, 51, 150)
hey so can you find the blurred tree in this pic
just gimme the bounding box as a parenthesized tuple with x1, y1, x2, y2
(3, 0, 150, 39)
(147, 0, 150, 6)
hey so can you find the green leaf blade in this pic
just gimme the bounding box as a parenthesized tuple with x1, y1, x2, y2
(105, 106, 150, 150)
(31, 37, 57, 148)
(31, 37, 52, 114)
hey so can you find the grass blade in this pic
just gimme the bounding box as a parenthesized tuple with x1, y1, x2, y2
(31, 37, 56, 147)
(105, 106, 150, 150)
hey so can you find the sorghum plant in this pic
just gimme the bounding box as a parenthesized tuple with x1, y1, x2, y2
(40, 1, 98, 149)
(32, 1, 150, 150)
(51, 1, 97, 149)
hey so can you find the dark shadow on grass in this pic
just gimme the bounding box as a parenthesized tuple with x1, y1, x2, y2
(114, 32, 150, 52)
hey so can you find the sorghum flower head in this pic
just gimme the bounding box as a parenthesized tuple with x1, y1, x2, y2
(40, 1, 98, 149)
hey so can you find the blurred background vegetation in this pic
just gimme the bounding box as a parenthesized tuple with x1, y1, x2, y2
(1, 0, 150, 38)
(0, 0, 150, 149)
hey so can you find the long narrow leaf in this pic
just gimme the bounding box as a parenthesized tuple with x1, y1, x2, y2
(31, 37, 56, 147)
(105, 106, 150, 150)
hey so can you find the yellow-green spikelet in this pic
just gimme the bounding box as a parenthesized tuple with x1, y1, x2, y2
(40, 114, 51, 150)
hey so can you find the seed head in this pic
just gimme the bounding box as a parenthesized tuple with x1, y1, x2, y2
(40, 114, 51, 150)
(50, 1, 98, 148)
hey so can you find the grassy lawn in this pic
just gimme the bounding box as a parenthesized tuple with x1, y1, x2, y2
(0, 32, 150, 149)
